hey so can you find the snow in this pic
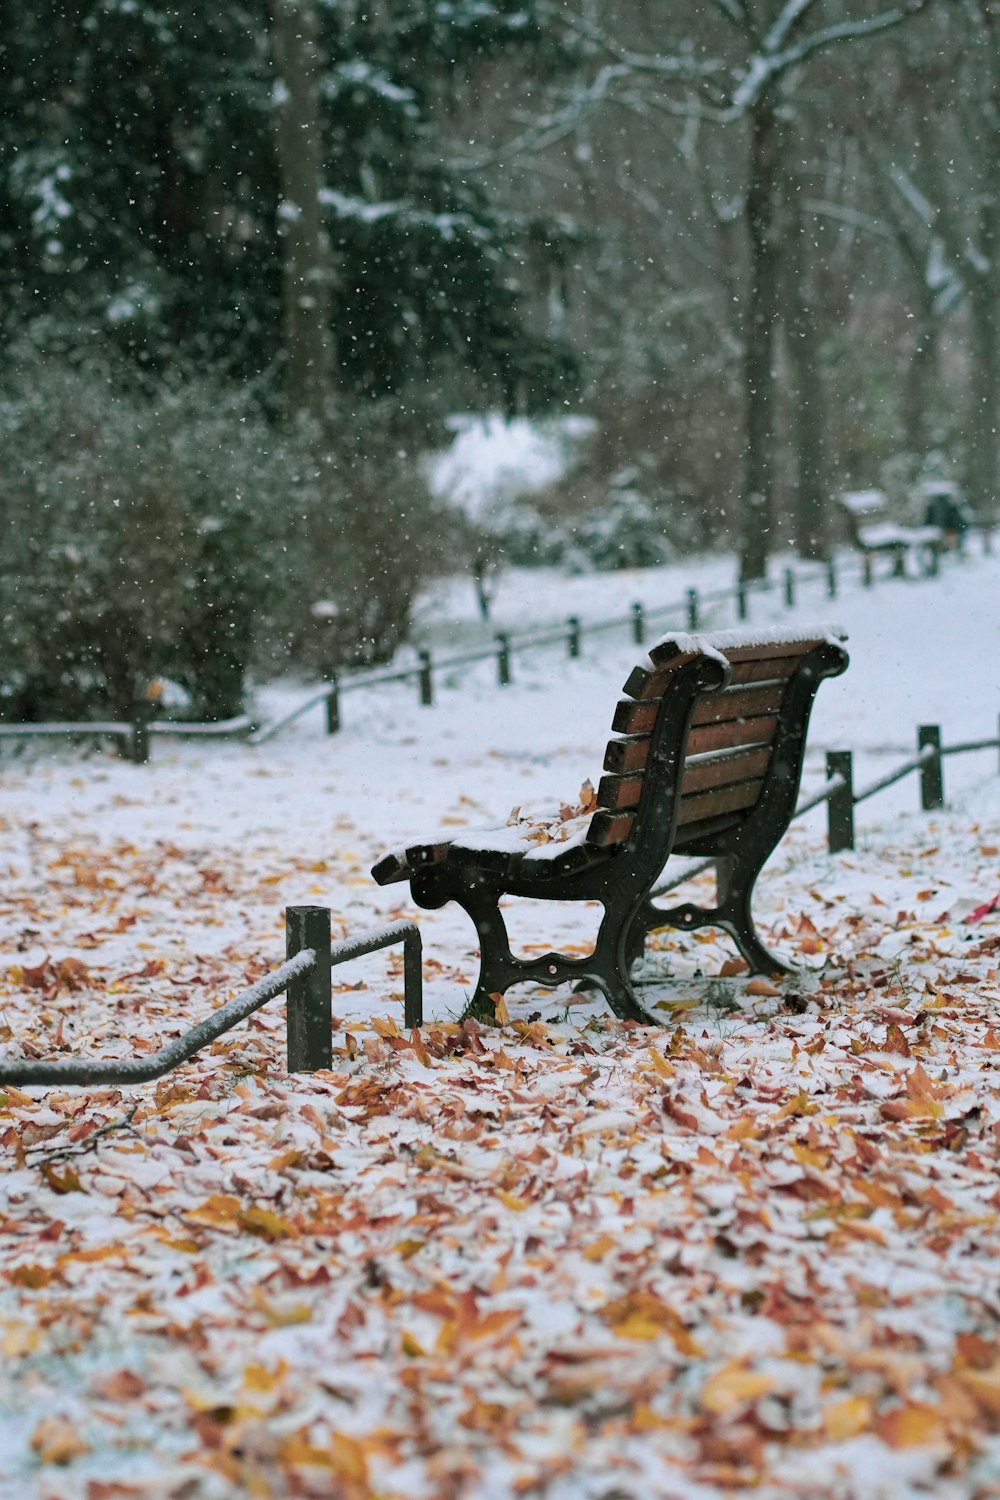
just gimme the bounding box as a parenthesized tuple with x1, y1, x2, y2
(425, 411, 595, 526)
(1, 544, 1000, 1497)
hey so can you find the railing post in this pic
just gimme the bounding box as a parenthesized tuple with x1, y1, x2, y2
(686, 588, 699, 632)
(631, 602, 645, 644)
(496, 633, 511, 686)
(918, 725, 944, 810)
(404, 927, 423, 1030)
(567, 615, 581, 659)
(862, 553, 874, 588)
(418, 649, 433, 707)
(325, 677, 340, 735)
(286, 906, 332, 1072)
(784, 567, 795, 609)
(129, 702, 151, 766)
(924, 541, 940, 578)
(736, 582, 748, 621)
(826, 558, 837, 597)
(826, 750, 855, 853)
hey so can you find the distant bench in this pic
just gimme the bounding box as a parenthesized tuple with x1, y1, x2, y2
(372, 626, 849, 1022)
(840, 489, 941, 578)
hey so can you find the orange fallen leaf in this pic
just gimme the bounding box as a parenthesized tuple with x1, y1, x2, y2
(876, 1401, 945, 1448)
(746, 977, 780, 997)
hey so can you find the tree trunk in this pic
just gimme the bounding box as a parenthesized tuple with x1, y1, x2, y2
(967, 197, 1000, 521)
(903, 298, 939, 463)
(785, 188, 828, 561)
(740, 100, 783, 581)
(271, 0, 336, 420)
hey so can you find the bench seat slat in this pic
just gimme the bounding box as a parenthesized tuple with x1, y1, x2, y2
(725, 655, 804, 686)
(685, 715, 778, 756)
(596, 771, 644, 811)
(628, 646, 814, 703)
(690, 681, 787, 726)
(679, 745, 772, 796)
(720, 638, 826, 664)
(676, 777, 765, 826)
(603, 734, 651, 775)
(673, 811, 745, 852)
(587, 809, 635, 847)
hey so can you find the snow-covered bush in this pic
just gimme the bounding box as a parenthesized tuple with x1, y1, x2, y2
(572, 472, 674, 571)
(0, 347, 449, 720)
(0, 349, 278, 721)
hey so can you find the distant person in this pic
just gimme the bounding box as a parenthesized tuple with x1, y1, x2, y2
(922, 483, 970, 552)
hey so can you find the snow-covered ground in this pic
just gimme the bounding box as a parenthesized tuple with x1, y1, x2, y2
(1, 544, 999, 1498)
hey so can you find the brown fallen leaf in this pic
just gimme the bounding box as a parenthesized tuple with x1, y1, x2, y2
(31, 1416, 89, 1465)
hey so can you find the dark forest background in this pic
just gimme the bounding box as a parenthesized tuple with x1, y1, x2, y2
(1, 0, 995, 719)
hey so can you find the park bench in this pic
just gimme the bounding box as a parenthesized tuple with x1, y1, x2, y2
(372, 624, 849, 1022)
(840, 489, 941, 578)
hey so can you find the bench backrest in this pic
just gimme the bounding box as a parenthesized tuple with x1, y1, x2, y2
(584, 627, 848, 855)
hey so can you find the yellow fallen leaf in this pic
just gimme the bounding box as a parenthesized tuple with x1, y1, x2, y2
(239, 1206, 296, 1240)
(329, 1431, 369, 1486)
(956, 1362, 1000, 1419)
(645, 1047, 675, 1079)
(581, 1234, 617, 1262)
(372, 1015, 401, 1039)
(394, 1238, 425, 1259)
(823, 1395, 873, 1440)
(185, 1193, 242, 1230)
(602, 1291, 701, 1355)
(496, 1190, 529, 1211)
(7, 1263, 58, 1289)
(701, 1361, 775, 1415)
(401, 1331, 426, 1358)
(491, 993, 511, 1025)
(243, 1360, 288, 1394)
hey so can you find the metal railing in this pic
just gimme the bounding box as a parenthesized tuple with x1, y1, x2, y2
(653, 715, 1000, 896)
(251, 537, 993, 745)
(0, 536, 991, 756)
(0, 712, 253, 764)
(0, 905, 423, 1088)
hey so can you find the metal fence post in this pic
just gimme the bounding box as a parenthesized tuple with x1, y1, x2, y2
(631, 602, 645, 644)
(826, 558, 837, 597)
(686, 588, 699, 631)
(325, 677, 341, 735)
(129, 703, 151, 766)
(862, 553, 874, 588)
(918, 725, 944, 810)
(496, 633, 511, 686)
(826, 750, 855, 853)
(418, 649, 433, 707)
(286, 906, 332, 1072)
(736, 582, 748, 621)
(784, 567, 795, 609)
(404, 926, 423, 1030)
(567, 616, 581, 659)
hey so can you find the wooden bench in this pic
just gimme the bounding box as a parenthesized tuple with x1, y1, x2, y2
(372, 625, 849, 1022)
(840, 490, 941, 578)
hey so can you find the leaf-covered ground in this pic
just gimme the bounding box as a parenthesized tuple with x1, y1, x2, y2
(2, 553, 1000, 1498)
